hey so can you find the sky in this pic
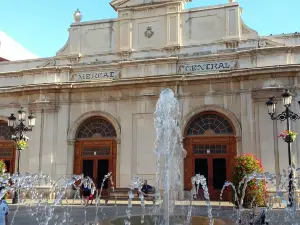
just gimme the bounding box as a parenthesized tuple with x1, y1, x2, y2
(0, 0, 299, 58)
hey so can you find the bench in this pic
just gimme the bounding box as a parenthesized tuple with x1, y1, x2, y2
(102, 187, 156, 204)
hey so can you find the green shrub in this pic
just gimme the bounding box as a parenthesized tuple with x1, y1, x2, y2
(231, 153, 267, 208)
(0, 160, 6, 175)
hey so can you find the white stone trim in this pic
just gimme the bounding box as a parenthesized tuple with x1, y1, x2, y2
(181, 104, 242, 138)
(67, 110, 121, 141)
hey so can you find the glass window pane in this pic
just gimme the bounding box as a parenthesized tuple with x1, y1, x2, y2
(187, 114, 234, 136)
(97, 160, 109, 189)
(83, 160, 94, 179)
(76, 117, 116, 139)
(212, 158, 226, 190)
(194, 158, 208, 187)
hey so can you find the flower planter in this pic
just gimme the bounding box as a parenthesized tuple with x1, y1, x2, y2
(16, 140, 28, 150)
(284, 134, 296, 143)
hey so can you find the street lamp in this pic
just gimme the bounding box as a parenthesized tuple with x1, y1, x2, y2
(266, 89, 300, 207)
(7, 107, 36, 204)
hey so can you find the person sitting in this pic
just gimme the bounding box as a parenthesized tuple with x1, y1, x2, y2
(141, 180, 153, 196)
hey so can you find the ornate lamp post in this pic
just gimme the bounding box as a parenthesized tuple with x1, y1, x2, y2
(266, 89, 300, 207)
(7, 107, 36, 204)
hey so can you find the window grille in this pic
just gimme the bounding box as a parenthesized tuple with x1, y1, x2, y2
(193, 144, 227, 155)
(82, 146, 110, 156)
(76, 117, 116, 139)
(0, 122, 12, 140)
(187, 113, 233, 136)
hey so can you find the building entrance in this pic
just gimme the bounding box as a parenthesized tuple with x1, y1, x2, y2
(183, 112, 237, 201)
(0, 121, 15, 174)
(73, 117, 117, 189)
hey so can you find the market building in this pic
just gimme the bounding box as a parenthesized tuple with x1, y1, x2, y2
(0, 0, 300, 200)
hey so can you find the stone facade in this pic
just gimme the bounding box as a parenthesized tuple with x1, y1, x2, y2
(0, 0, 300, 195)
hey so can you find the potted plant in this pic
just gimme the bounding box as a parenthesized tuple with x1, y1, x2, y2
(231, 153, 267, 208)
(16, 140, 28, 150)
(0, 160, 6, 175)
(278, 130, 297, 143)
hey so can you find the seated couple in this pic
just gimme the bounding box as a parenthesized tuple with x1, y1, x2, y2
(140, 180, 154, 196)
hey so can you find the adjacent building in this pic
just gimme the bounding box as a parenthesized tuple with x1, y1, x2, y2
(0, 0, 300, 200)
(0, 31, 37, 61)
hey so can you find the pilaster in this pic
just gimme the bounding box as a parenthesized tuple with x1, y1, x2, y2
(165, 3, 182, 49)
(118, 10, 133, 55)
(240, 92, 255, 154)
(67, 140, 76, 177)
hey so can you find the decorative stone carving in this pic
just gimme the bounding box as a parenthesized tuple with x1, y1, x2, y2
(164, 46, 180, 52)
(117, 50, 132, 57)
(36, 60, 56, 68)
(225, 40, 239, 49)
(258, 40, 267, 48)
(73, 9, 82, 23)
(144, 26, 154, 38)
(67, 140, 76, 146)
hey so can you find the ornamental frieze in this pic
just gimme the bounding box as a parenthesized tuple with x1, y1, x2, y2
(71, 70, 120, 81)
(178, 61, 237, 74)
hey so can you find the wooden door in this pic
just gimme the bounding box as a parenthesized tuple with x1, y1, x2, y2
(0, 142, 16, 174)
(184, 136, 236, 201)
(73, 139, 117, 189)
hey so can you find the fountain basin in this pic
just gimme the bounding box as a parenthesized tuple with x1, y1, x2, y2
(108, 215, 234, 225)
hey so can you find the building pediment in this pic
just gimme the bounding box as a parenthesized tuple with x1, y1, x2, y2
(110, 0, 189, 10)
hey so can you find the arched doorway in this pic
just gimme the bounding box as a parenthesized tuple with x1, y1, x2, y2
(183, 112, 237, 201)
(73, 117, 117, 189)
(0, 121, 16, 174)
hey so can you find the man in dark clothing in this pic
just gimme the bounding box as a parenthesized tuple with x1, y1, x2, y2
(141, 180, 153, 195)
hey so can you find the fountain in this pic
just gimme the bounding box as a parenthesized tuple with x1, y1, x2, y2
(2, 88, 300, 224)
(153, 88, 187, 225)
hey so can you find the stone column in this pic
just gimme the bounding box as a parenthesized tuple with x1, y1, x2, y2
(236, 136, 243, 155)
(273, 120, 281, 187)
(240, 93, 255, 154)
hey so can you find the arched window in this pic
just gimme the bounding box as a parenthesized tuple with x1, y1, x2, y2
(0, 121, 12, 140)
(76, 117, 117, 139)
(186, 113, 234, 136)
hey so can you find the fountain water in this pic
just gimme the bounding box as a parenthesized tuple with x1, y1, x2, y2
(153, 88, 186, 225)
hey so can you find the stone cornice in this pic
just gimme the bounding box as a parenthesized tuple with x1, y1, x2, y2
(237, 46, 300, 57)
(252, 87, 300, 102)
(112, 0, 184, 11)
(118, 56, 178, 65)
(28, 101, 60, 113)
(1, 44, 299, 77)
(0, 66, 72, 77)
(0, 64, 299, 94)
(0, 103, 21, 109)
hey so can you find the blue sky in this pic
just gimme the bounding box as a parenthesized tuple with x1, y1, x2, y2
(1, 0, 298, 58)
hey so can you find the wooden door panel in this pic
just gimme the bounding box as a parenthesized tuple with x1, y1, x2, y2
(73, 142, 82, 175)
(73, 139, 117, 189)
(183, 136, 236, 201)
(0, 141, 16, 174)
